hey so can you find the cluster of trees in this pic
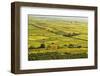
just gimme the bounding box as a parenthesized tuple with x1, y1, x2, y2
(63, 32, 80, 37)
(50, 30, 80, 37)
(28, 43, 45, 49)
(29, 43, 58, 49)
(29, 43, 82, 50)
(67, 44, 82, 48)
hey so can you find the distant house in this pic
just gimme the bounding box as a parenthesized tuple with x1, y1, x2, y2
(47, 43, 58, 50)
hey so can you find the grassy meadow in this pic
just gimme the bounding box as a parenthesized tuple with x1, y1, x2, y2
(28, 15, 88, 61)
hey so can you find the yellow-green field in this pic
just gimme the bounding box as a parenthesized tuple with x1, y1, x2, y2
(28, 15, 88, 61)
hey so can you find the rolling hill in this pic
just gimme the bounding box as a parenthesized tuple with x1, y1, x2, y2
(28, 15, 88, 60)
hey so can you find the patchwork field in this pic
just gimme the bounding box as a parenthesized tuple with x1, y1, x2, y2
(28, 15, 88, 61)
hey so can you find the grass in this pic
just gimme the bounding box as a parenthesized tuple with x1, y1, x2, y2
(28, 15, 88, 61)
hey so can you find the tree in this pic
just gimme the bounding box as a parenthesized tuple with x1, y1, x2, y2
(39, 43, 45, 48)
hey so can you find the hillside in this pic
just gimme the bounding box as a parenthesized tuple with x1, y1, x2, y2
(28, 15, 88, 60)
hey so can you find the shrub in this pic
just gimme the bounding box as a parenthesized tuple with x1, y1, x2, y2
(77, 45, 82, 48)
(28, 46, 35, 49)
(68, 44, 74, 48)
(39, 43, 45, 48)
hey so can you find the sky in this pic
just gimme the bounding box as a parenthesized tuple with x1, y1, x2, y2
(29, 14, 88, 22)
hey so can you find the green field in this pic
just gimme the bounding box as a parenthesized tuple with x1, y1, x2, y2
(28, 15, 88, 61)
